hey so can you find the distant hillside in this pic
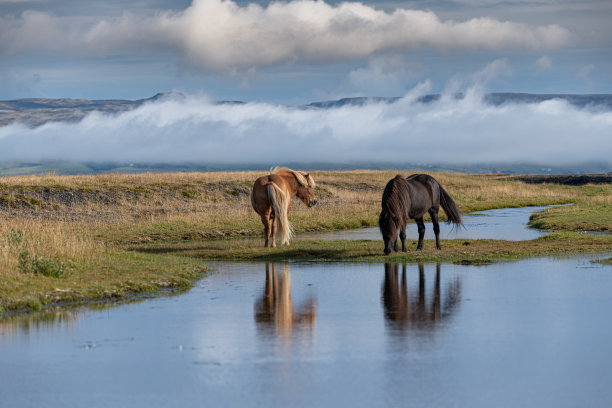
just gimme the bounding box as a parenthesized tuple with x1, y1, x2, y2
(0, 92, 183, 127)
(1, 160, 610, 177)
(306, 93, 612, 109)
(1, 92, 611, 128)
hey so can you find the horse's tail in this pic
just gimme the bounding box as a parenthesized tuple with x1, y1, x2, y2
(267, 182, 294, 245)
(439, 186, 463, 228)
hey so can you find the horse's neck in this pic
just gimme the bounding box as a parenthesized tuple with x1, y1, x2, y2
(281, 174, 299, 196)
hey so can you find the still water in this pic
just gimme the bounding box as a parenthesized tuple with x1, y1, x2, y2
(2, 256, 612, 407)
(302, 205, 562, 241)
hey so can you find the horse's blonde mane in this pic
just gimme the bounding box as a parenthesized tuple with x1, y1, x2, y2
(271, 166, 316, 188)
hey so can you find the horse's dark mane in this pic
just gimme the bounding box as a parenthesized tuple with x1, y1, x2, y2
(380, 175, 410, 234)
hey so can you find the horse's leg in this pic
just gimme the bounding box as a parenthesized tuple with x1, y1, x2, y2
(284, 202, 292, 246)
(261, 214, 271, 248)
(399, 228, 407, 252)
(416, 217, 426, 250)
(393, 238, 399, 252)
(270, 212, 277, 248)
(429, 208, 441, 250)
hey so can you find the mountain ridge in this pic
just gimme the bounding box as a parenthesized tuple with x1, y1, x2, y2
(1, 92, 611, 128)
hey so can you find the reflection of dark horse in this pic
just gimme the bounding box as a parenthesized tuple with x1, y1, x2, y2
(251, 167, 317, 247)
(254, 263, 317, 340)
(379, 174, 462, 254)
(382, 263, 461, 331)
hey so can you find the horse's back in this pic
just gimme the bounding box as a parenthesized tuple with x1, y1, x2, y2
(405, 174, 440, 217)
(406, 174, 439, 190)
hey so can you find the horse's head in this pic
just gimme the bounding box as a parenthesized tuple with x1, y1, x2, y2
(379, 211, 398, 255)
(296, 184, 317, 208)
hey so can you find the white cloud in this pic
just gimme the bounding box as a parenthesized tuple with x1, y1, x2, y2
(1, 86, 610, 166)
(536, 56, 552, 72)
(0, 0, 572, 73)
(345, 55, 422, 96)
(472, 58, 512, 85)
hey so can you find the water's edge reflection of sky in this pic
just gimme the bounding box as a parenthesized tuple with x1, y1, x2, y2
(2, 255, 612, 408)
(302, 205, 564, 241)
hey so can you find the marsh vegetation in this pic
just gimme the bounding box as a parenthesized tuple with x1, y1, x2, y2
(1, 170, 610, 314)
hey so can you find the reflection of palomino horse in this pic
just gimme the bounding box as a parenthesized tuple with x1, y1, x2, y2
(251, 167, 317, 247)
(382, 263, 461, 331)
(379, 174, 462, 254)
(254, 263, 317, 340)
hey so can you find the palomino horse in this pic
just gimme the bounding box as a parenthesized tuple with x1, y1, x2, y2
(251, 167, 317, 247)
(254, 263, 317, 341)
(379, 174, 462, 254)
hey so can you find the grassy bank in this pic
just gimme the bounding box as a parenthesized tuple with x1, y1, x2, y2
(131, 232, 612, 263)
(1, 170, 611, 314)
(0, 219, 206, 313)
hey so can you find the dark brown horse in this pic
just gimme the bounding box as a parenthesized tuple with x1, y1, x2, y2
(251, 167, 317, 247)
(382, 263, 461, 331)
(379, 174, 462, 254)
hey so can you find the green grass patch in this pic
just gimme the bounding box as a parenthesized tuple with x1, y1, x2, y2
(529, 202, 612, 232)
(130, 233, 612, 264)
(18, 249, 69, 278)
(0, 249, 207, 314)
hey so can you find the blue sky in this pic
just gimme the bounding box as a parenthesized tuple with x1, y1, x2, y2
(1, 0, 610, 103)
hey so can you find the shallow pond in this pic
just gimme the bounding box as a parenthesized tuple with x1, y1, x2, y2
(302, 205, 561, 241)
(2, 255, 612, 407)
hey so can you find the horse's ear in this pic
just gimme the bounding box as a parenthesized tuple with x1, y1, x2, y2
(306, 173, 316, 188)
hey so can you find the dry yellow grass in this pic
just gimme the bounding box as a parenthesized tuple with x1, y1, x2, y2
(0, 219, 104, 275)
(0, 170, 593, 244)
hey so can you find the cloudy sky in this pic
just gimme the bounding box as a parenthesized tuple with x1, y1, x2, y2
(1, 0, 611, 168)
(1, 0, 610, 102)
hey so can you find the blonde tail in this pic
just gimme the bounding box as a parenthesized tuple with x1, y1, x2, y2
(267, 183, 294, 245)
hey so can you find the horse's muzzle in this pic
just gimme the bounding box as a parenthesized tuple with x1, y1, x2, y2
(383, 239, 392, 255)
(308, 199, 318, 207)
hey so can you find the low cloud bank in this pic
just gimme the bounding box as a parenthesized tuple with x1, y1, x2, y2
(0, 0, 571, 73)
(1, 87, 610, 167)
